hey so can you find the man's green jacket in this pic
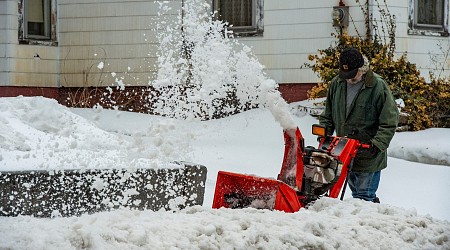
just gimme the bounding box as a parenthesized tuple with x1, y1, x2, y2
(319, 70, 399, 172)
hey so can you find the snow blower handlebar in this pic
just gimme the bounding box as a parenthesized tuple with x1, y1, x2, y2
(312, 124, 371, 198)
(339, 142, 371, 200)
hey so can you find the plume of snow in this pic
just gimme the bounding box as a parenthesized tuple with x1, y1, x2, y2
(151, 0, 296, 129)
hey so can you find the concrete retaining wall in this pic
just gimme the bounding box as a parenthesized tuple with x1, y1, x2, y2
(0, 162, 207, 217)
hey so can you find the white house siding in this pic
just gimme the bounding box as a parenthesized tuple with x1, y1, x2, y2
(0, 0, 59, 87)
(58, 0, 180, 87)
(1, 0, 449, 88)
(240, 0, 449, 84)
(0, 1, 16, 86)
(9, 45, 59, 87)
(369, 0, 450, 81)
(237, 1, 366, 84)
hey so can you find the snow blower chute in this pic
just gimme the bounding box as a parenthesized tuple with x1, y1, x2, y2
(212, 124, 370, 212)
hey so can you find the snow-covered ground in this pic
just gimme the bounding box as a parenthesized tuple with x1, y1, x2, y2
(1, 1, 449, 248)
(0, 96, 449, 249)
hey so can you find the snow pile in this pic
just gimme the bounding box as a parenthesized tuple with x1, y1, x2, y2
(389, 128, 450, 166)
(0, 97, 190, 171)
(1, 97, 450, 248)
(1, 198, 449, 249)
(152, 0, 295, 129)
(1, 0, 449, 246)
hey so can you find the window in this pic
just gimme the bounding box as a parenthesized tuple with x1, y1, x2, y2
(212, 0, 263, 36)
(409, 0, 449, 36)
(25, 0, 51, 39)
(19, 0, 56, 44)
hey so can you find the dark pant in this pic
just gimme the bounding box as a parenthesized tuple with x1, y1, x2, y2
(348, 171, 381, 202)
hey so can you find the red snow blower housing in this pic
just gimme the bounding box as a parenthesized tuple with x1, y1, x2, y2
(212, 124, 370, 212)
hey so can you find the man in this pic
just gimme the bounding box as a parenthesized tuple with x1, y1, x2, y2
(319, 47, 399, 203)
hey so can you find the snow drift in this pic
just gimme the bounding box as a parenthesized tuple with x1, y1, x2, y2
(1, 97, 449, 250)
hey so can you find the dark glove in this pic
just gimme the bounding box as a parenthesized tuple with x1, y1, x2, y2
(369, 142, 380, 156)
(356, 142, 380, 159)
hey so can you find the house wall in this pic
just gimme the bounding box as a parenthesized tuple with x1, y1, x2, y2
(0, 1, 15, 86)
(237, 1, 353, 84)
(0, 0, 59, 88)
(1, 0, 449, 93)
(57, 0, 183, 88)
(372, 0, 450, 81)
(0, 0, 180, 89)
(238, 0, 450, 85)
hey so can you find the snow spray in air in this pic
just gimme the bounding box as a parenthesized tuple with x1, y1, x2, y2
(152, 0, 296, 130)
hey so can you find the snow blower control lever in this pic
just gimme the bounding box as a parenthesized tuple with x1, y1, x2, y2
(212, 124, 370, 213)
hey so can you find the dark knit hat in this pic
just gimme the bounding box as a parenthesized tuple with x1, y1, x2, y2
(339, 48, 364, 79)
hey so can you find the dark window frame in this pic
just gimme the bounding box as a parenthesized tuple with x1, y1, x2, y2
(408, 0, 449, 37)
(18, 0, 58, 45)
(212, 0, 264, 37)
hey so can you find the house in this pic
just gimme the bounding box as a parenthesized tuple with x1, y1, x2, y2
(0, 0, 449, 107)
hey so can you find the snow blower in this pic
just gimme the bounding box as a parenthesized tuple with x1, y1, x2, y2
(212, 124, 370, 212)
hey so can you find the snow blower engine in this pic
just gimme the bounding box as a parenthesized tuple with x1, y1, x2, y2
(212, 124, 370, 212)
